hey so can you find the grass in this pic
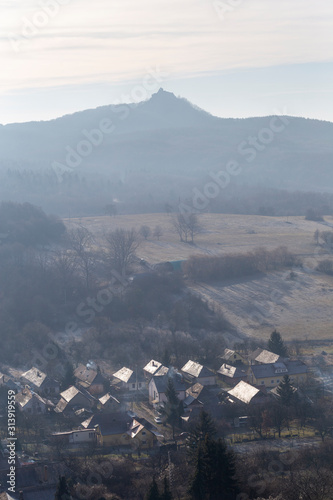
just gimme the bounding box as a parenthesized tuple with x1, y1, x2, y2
(64, 213, 333, 342)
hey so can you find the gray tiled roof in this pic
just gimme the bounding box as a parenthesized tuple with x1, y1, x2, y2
(251, 360, 307, 379)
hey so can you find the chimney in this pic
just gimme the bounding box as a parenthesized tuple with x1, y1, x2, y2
(44, 465, 48, 482)
(19, 492, 24, 500)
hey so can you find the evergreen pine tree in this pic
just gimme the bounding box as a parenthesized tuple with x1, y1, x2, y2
(276, 374, 295, 407)
(188, 443, 207, 500)
(268, 330, 288, 357)
(161, 476, 173, 500)
(162, 378, 183, 439)
(55, 475, 72, 500)
(146, 477, 160, 500)
(186, 410, 216, 461)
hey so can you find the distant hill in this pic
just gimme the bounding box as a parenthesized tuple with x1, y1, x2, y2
(0, 89, 332, 215)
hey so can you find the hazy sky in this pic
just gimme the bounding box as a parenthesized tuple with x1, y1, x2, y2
(1, 0, 332, 124)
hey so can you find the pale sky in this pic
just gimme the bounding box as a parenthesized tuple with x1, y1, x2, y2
(0, 0, 332, 124)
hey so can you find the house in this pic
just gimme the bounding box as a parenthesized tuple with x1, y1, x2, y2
(149, 370, 186, 405)
(181, 360, 216, 386)
(98, 393, 121, 412)
(20, 367, 59, 397)
(249, 360, 308, 388)
(112, 367, 145, 391)
(127, 417, 158, 449)
(249, 348, 283, 365)
(220, 349, 247, 366)
(74, 363, 106, 395)
(93, 412, 131, 447)
(0, 373, 20, 392)
(226, 381, 268, 405)
(15, 388, 53, 414)
(93, 413, 158, 449)
(217, 364, 248, 386)
(51, 428, 96, 444)
(55, 386, 95, 413)
(184, 383, 222, 417)
(143, 360, 168, 379)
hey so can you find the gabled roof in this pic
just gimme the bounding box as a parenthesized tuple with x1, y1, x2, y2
(113, 367, 134, 384)
(251, 360, 307, 379)
(155, 365, 169, 376)
(90, 412, 131, 436)
(59, 385, 95, 403)
(251, 348, 281, 364)
(227, 381, 261, 404)
(143, 360, 162, 375)
(151, 373, 186, 394)
(221, 348, 241, 361)
(181, 360, 214, 379)
(74, 364, 105, 386)
(21, 367, 47, 388)
(218, 364, 247, 379)
(15, 388, 50, 409)
(99, 393, 120, 406)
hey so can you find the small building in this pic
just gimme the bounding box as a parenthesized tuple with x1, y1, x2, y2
(181, 360, 216, 386)
(51, 428, 96, 444)
(55, 386, 95, 413)
(112, 367, 145, 391)
(149, 371, 186, 405)
(98, 393, 121, 412)
(217, 363, 248, 386)
(220, 349, 247, 366)
(15, 388, 53, 414)
(249, 360, 308, 388)
(20, 367, 59, 397)
(74, 364, 106, 395)
(227, 381, 268, 406)
(184, 383, 221, 417)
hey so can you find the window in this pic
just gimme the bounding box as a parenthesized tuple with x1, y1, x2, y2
(261, 381, 265, 385)
(277, 379, 280, 383)
(142, 431, 146, 435)
(234, 355, 237, 359)
(132, 383, 135, 388)
(142, 440, 147, 444)
(271, 380, 274, 384)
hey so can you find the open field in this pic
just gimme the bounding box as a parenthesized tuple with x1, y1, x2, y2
(64, 213, 333, 342)
(64, 213, 333, 265)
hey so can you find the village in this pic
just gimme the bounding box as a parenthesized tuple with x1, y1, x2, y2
(1, 337, 323, 454)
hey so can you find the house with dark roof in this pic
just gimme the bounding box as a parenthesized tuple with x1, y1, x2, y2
(74, 364, 106, 395)
(181, 360, 216, 386)
(249, 360, 308, 388)
(148, 370, 186, 405)
(217, 363, 248, 386)
(20, 367, 59, 397)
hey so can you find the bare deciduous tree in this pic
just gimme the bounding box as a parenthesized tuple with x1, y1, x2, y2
(104, 228, 139, 275)
(139, 225, 151, 240)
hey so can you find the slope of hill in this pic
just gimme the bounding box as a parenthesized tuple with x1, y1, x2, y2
(0, 89, 332, 215)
